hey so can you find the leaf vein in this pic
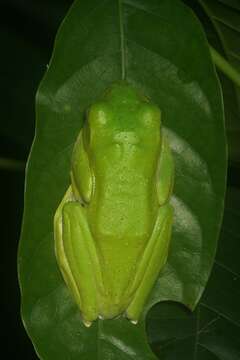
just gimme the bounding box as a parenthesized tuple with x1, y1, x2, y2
(123, 0, 173, 26)
(212, 15, 240, 34)
(198, 343, 222, 359)
(118, 0, 126, 80)
(214, 259, 240, 279)
(201, 303, 240, 329)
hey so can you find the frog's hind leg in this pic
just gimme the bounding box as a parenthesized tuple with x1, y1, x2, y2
(54, 187, 84, 315)
(55, 194, 104, 326)
(126, 204, 173, 323)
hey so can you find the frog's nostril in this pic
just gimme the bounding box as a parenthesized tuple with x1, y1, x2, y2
(114, 131, 139, 145)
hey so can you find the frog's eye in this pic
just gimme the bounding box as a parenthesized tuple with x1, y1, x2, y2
(140, 104, 161, 129)
(88, 102, 109, 127)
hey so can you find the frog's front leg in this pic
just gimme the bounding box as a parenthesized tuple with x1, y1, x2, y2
(54, 193, 104, 326)
(157, 136, 174, 205)
(126, 204, 173, 323)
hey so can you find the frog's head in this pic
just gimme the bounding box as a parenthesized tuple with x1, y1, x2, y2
(82, 82, 162, 153)
(71, 83, 163, 203)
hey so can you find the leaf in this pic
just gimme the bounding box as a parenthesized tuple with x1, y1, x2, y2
(197, 0, 240, 163)
(18, 0, 227, 359)
(147, 186, 240, 359)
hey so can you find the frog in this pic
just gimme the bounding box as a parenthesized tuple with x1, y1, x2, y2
(54, 82, 174, 327)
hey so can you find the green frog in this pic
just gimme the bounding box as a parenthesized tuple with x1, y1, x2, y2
(54, 82, 174, 327)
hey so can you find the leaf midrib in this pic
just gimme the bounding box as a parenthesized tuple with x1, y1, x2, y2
(119, 0, 126, 80)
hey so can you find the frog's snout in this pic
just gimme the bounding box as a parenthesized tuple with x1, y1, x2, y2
(114, 131, 139, 145)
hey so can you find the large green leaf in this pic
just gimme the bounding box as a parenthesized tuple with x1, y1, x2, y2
(18, 0, 227, 359)
(147, 186, 240, 359)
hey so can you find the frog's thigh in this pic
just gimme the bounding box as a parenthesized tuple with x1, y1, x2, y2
(126, 204, 173, 323)
(62, 202, 101, 326)
(54, 202, 83, 315)
(54, 187, 83, 313)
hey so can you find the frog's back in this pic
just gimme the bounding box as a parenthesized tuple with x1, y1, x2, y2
(88, 168, 158, 308)
(85, 83, 162, 306)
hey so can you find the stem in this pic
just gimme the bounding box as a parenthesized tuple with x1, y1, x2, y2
(210, 46, 240, 88)
(0, 157, 25, 172)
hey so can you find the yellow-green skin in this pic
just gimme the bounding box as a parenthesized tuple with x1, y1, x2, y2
(54, 82, 174, 327)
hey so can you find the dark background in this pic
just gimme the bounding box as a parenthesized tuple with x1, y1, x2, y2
(1, 1, 73, 358)
(1, 1, 239, 359)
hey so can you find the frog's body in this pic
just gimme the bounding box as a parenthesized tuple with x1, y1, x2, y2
(54, 83, 174, 326)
